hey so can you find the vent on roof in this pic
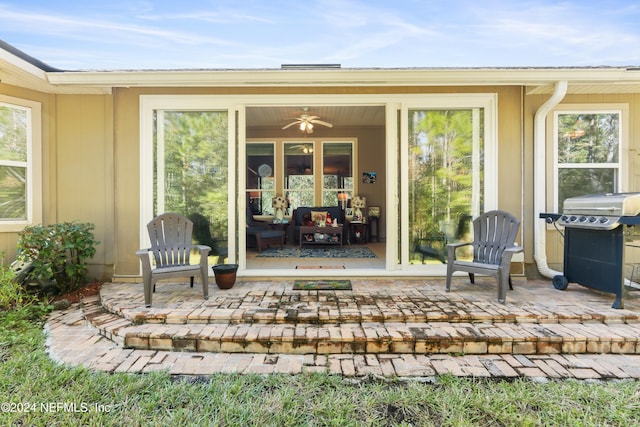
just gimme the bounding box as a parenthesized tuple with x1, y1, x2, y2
(281, 64, 341, 69)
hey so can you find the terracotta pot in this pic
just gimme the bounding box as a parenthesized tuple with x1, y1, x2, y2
(212, 264, 238, 289)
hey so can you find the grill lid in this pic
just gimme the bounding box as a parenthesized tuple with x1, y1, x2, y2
(559, 192, 640, 230)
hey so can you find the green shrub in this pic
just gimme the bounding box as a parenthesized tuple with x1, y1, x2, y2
(0, 259, 36, 310)
(17, 222, 99, 295)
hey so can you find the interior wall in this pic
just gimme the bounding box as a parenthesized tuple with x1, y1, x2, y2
(247, 124, 387, 240)
(354, 126, 386, 240)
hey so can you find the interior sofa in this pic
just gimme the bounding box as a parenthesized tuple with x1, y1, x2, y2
(290, 206, 349, 244)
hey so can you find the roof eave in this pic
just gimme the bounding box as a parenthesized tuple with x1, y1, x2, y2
(0, 41, 112, 94)
(45, 67, 640, 89)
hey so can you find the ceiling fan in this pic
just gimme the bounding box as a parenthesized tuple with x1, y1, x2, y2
(281, 107, 333, 134)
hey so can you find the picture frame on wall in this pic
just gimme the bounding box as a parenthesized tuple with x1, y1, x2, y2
(362, 172, 376, 184)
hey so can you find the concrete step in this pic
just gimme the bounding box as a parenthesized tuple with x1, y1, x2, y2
(100, 292, 640, 326)
(115, 321, 640, 355)
(82, 295, 640, 356)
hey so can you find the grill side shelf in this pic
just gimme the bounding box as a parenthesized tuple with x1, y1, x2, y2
(619, 216, 640, 225)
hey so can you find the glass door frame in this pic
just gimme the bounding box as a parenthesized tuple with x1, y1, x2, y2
(140, 93, 498, 277)
(139, 95, 238, 264)
(399, 94, 499, 273)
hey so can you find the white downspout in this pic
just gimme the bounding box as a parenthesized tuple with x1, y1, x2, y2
(533, 80, 567, 278)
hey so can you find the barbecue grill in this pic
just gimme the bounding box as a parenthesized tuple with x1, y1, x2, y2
(541, 192, 640, 309)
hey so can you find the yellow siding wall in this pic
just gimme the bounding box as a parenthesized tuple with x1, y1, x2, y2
(497, 86, 524, 226)
(113, 88, 142, 276)
(0, 84, 50, 265)
(54, 94, 114, 280)
(524, 92, 640, 271)
(0, 85, 114, 281)
(7, 82, 639, 279)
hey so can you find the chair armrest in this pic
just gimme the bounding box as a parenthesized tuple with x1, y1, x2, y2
(136, 249, 152, 279)
(446, 241, 472, 261)
(446, 242, 471, 249)
(253, 220, 271, 229)
(499, 246, 523, 268)
(194, 245, 211, 268)
(416, 233, 447, 245)
(504, 246, 523, 254)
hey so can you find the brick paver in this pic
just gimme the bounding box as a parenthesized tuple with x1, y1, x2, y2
(43, 278, 640, 380)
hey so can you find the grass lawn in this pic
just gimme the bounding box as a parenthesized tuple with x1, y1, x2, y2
(1, 306, 640, 426)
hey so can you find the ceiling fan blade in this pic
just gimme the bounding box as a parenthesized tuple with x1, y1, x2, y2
(281, 121, 299, 130)
(310, 119, 333, 128)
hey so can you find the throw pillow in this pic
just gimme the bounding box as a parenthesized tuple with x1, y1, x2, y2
(311, 211, 328, 223)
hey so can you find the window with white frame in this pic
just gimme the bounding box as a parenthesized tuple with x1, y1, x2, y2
(246, 142, 275, 215)
(322, 141, 354, 207)
(284, 142, 315, 210)
(246, 140, 356, 212)
(0, 96, 41, 230)
(554, 106, 626, 210)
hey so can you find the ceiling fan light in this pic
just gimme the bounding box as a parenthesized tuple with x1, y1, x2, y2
(299, 122, 306, 131)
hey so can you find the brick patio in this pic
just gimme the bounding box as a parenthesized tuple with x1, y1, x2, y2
(45, 277, 640, 379)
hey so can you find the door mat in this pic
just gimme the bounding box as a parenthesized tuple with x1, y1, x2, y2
(295, 266, 346, 269)
(293, 280, 352, 290)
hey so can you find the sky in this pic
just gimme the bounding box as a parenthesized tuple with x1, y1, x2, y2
(1, 0, 640, 71)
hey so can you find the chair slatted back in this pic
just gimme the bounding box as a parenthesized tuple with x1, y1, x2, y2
(147, 213, 193, 268)
(471, 210, 520, 265)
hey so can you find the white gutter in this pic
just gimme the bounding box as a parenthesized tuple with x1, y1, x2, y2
(533, 80, 567, 278)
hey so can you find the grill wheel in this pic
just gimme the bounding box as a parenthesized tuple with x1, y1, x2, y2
(552, 275, 569, 290)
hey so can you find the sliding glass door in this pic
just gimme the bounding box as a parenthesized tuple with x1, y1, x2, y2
(407, 108, 482, 263)
(141, 96, 236, 263)
(153, 110, 229, 249)
(402, 95, 497, 268)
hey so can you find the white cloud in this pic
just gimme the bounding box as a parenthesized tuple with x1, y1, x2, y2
(1, 0, 639, 69)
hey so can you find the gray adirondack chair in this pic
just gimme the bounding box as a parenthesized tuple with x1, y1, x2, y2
(137, 213, 210, 307)
(445, 210, 522, 303)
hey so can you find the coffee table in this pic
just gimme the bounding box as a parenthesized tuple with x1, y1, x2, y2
(299, 225, 343, 249)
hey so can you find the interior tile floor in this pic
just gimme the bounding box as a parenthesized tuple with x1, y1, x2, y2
(246, 242, 388, 269)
